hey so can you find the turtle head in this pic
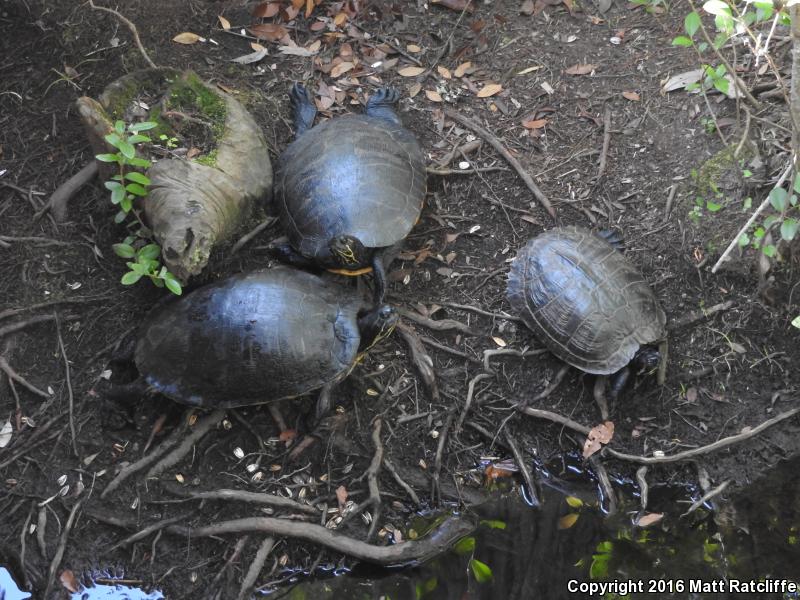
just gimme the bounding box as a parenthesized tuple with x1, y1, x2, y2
(329, 235, 369, 269)
(357, 305, 398, 352)
(632, 346, 660, 372)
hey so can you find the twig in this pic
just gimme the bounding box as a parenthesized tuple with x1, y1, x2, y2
(596, 104, 612, 180)
(432, 411, 455, 506)
(43, 498, 84, 599)
(0, 314, 77, 338)
(527, 363, 570, 403)
(436, 139, 482, 167)
(667, 301, 735, 331)
(0, 296, 110, 321)
(712, 159, 792, 273)
(483, 347, 547, 374)
(454, 373, 492, 435)
(418, 335, 482, 365)
(398, 308, 475, 335)
(0, 235, 73, 246)
(0, 356, 50, 399)
(236, 537, 275, 600)
(636, 466, 649, 511)
(588, 454, 617, 515)
(230, 217, 277, 256)
(169, 515, 475, 566)
(444, 110, 555, 218)
(383, 458, 421, 507)
(37, 162, 98, 222)
(681, 480, 731, 517)
(436, 302, 523, 323)
(664, 184, 677, 218)
(519, 405, 800, 464)
(55, 315, 78, 457)
(358, 419, 384, 540)
(502, 431, 540, 507)
(165, 487, 319, 516)
(146, 409, 226, 479)
(426, 166, 508, 176)
(396, 322, 439, 401)
(111, 512, 194, 550)
(86, 0, 157, 69)
(102, 411, 194, 498)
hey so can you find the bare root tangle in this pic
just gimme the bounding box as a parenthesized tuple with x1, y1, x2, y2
(0, 356, 50, 399)
(667, 301, 735, 331)
(86, 1, 157, 68)
(483, 347, 548, 374)
(396, 321, 439, 402)
(145, 409, 227, 479)
(527, 363, 570, 403)
(443, 110, 555, 218)
(502, 431, 540, 507)
(397, 308, 475, 335)
(587, 454, 617, 516)
(518, 405, 800, 464)
(165, 487, 320, 516)
(37, 162, 98, 222)
(454, 373, 493, 436)
(354, 419, 384, 541)
(383, 458, 421, 507)
(237, 537, 275, 600)
(417, 335, 481, 365)
(170, 514, 475, 566)
(681, 480, 731, 517)
(111, 512, 195, 550)
(102, 411, 195, 498)
(43, 499, 84, 599)
(230, 217, 277, 256)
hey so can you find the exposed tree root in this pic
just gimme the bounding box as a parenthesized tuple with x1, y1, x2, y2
(237, 537, 275, 600)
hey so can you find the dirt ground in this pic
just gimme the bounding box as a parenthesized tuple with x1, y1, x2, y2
(1, 0, 799, 597)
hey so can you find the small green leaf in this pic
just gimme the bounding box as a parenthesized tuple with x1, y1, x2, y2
(742, 169, 752, 178)
(127, 261, 149, 275)
(743, 197, 752, 210)
(123, 236, 136, 245)
(138, 243, 161, 261)
(112, 243, 136, 258)
(104, 180, 123, 191)
(114, 210, 127, 224)
(96, 153, 120, 163)
(713, 32, 729, 49)
(479, 519, 507, 530)
(697, 41, 709, 52)
(714, 64, 727, 77)
(791, 195, 798, 206)
(118, 140, 136, 159)
(121, 271, 142, 285)
(769, 188, 788, 212)
(453, 536, 476, 555)
(762, 244, 777, 257)
(120, 195, 133, 213)
(125, 183, 148, 197)
(124, 172, 151, 185)
(672, 36, 693, 47)
(715, 12, 735, 32)
(754, 226, 765, 239)
(114, 120, 126, 134)
(706, 200, 722, 212)
(128, 156, 152, 168)
(566, 496, 584, 508)
(469, 559, 493, 583)
(764, 214, 780, 230)
(127, 134, 151, 144)
(686, 82, 701, 92)
(104, 132, 123, 149)
(151, 277, 165, 288)
(703, 0, 730, 16)
(165, 277, 183, 295)
(111, 186, 125, 205)
(791, 315, 800, 329)
(737, 233, 750, 247)
(129, 121, 158, 132)
(685, 11, 701, 36)
(781, 218, 799, 241)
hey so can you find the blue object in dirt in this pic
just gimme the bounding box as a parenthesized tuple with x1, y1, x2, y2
(69, 580, 164, 600)
(0, 566, 31, 600)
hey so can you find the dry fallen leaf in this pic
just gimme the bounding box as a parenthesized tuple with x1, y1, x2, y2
(60, 570, 81, 593)
(333, 11, 348, 26)
(336, 485, 348, 511)
(454, 61, 472, 77)
(231, 48, 269, 64)
(0, 419, 11, 448)
(564, 63, 597, 75)
(398, 66, 426, 77)
(485, 464, 515, 480)
(310, 20, 326, 31)
(253, 1, 281, 18)
(250, 42, 267, 52)
(476, 83, 502, 97)
(426, 89, 443, 102)
(622, 90, 641, 101)
(408, 82, 422, 98)
(431, 0, 475, 11)
(437, 65, 452, 79)
(279, 45, 318, 56)
(517, 65, 542, 75)
(330, 61, 354, 78)
(660, 69, 703, 93)
(248, 23, 288, 41)
(407, 43, 422, 52)
(521, 0, 535, 13)
(218, 15, 231, 30)
(492, 336, 507, 347)
(173, 32, 202, 45)
(558, 513, 580, 529)
(637, 512, 664, 527)
(522, 117, 547, 129)
(582, 420, 615, 458)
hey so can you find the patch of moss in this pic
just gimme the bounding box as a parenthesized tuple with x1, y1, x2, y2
(194, 149, 219, 168)
(166, 72, 227, 140)
(693, 141, 757, 201)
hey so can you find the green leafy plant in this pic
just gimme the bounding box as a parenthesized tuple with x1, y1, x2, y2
(96, 120, 182, 295)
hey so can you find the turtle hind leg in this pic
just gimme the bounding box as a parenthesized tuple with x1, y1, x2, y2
(597, 229, 625, 252)
(290, 83, 317, 137)
(365, 87, 402, 125)
(96, 377, 150, 429)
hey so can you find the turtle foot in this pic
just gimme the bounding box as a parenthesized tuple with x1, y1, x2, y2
(365, 87, 402, 123)
(597, 229, 625, 252)
(290, 83, 317, 136)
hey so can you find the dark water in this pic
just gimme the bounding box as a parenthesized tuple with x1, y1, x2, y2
(3, 457, 799, 599)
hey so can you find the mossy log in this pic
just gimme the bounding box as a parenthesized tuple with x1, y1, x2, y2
(76, 68, 273, 281)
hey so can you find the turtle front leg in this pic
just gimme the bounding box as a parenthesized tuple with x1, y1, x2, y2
(607, 367, 632, 404)
(314, 382, 334, 422)
(371, 248, 391, 306)
(364, 87, 402, 126)
(290, 83, 317, 137)
(267, 241, 319, 271)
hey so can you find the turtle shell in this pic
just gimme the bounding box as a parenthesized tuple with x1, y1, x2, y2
(134, 268, 364, 407)
(275, 113, 426, 263)
(507, 226, 666, 375)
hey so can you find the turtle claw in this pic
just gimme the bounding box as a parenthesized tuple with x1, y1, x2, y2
(365, 87, 402, 124)
(290, 83, 317, 136)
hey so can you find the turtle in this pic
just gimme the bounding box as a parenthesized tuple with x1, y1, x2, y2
(270, 83, 426, 305)
(104, 267, 398, 419)
(506, 226, 667, 403)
